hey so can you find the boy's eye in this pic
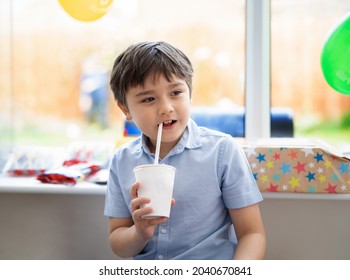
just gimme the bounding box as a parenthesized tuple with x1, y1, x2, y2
(142, 97, 155, 103)
(171, 91, 181, 96)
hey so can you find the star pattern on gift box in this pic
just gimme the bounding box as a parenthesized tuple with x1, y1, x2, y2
(280, 162, 292, 174)
(305, 171, 316, 182)
(245, 147, 257, 158)
(267, 183, 279, 192)
(338, 162, 350, 175)
(293, 161, 306, 174)
(289, 177, 300, 189)
(314, 152, 324, 163)
(256, 153, 266, 163)
(288, 150, 298, 160)
(273, 153, 281, 160)
(308, 185, 317, 192)
(325, 183, 337, 193)
(244, 146, 350, 194)
(318, 174, 327, 183)
(301, 148, 314, 157)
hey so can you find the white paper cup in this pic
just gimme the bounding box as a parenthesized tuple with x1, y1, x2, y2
(133, 164, 176, 219)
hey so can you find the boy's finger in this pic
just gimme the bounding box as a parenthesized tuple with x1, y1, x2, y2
(130, 182, 140, 199)
(131, 197, 150, 212)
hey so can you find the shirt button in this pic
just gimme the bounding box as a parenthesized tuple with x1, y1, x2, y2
(160, 228, 167, 234)
(157, 255, 164, 260)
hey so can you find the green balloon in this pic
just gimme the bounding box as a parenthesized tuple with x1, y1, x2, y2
(321, 14, 350, 95)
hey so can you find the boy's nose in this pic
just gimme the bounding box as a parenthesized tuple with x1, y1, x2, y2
(158, 99, 174, 115)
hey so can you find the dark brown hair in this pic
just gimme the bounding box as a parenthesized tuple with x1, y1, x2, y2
(110, 41, 193, 107)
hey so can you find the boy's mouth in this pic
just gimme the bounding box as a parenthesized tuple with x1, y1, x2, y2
(160, 120, 177, 127)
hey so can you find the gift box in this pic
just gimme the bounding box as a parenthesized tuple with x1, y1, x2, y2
(242, 138, 350, 194)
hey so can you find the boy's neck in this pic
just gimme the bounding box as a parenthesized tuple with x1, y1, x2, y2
(146, 137, 179, 160)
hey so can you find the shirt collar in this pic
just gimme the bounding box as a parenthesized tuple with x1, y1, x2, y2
(139, 118, 202, 157)
(183, 118, 202, 149)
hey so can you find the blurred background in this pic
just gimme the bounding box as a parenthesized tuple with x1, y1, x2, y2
(0, 0, 349, 169)
(0, 0, 349, 261)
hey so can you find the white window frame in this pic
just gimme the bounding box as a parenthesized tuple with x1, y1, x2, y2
(245, 0, 271, 140)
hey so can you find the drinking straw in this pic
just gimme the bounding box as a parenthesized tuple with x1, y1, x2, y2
(154, 122, 163, 165)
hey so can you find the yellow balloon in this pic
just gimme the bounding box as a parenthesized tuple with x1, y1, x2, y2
(58, 0, 113, 22)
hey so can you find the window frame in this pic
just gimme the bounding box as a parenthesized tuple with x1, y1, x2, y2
(245, 0, 271, 140)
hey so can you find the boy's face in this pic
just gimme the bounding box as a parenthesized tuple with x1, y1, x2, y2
(118, 74, 191, 154)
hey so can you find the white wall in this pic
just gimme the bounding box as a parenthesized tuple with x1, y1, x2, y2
(1, 192, 350, 260)
(261, 196, 350, 260)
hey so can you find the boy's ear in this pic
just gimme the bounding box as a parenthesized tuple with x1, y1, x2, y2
(117, 102, 132, 120)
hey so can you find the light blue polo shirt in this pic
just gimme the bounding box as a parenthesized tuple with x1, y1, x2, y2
(104, 119, 262, 260)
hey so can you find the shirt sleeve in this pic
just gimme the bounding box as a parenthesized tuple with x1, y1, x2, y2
(104, 153, 132, 218)
(219, 136, 263, 209)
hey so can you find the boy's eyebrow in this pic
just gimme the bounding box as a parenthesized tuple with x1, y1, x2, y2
(168, 81, 187, 88)
(134, 81, 186, 97)
(134, 90, 154, 98)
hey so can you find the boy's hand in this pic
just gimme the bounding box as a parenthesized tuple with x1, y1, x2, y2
(130, 182, 175, 241)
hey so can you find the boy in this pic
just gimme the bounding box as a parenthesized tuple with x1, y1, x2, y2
(105, 41, 266, 260)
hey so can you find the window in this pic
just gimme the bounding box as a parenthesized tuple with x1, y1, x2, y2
(1, 0, 349, 171)
(271, 0, 350, 152)
(0, 0, 246, 170)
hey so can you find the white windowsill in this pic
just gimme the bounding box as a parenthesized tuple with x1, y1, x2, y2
(0, 177, 106, 195)
(1, 177, 350, 200)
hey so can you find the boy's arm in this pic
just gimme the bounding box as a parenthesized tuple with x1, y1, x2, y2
(108, 216, 169, 258)
(108, 217, 149, 258)
(108, 182, 170, 258)
(229, 203, 266, 260)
